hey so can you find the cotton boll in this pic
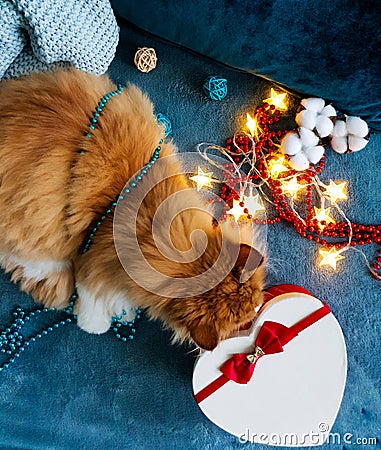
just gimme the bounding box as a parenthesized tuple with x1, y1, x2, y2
(348, 135, 368, 152)
(289, 152, 310, 171)
(303, 145, 325, 164)
(315, 115, 334, 137)
(301, 97, 325, 113)
(321, 104, 336, 117)
(299, 127, 319, 147)
(281, 132, 302, 155)
(331, 120, 347, 137)
(346, 116, 369, 138)
(296, 109, 317, 130)
(298, 99, 335, 138)
(331, 136, 348, 154)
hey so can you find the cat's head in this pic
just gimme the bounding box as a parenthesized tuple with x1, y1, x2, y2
(189, 243, 264, 350)
(164, 240, 265, 351)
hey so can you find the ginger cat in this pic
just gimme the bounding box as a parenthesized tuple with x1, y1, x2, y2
(0, 68, 264, 350)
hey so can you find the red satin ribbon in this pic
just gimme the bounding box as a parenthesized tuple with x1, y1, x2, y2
(194, 301, 331, 404)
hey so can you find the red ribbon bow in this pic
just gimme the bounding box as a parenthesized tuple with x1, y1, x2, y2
(194, 301, 331, 404)
(220, 320, 299, 384)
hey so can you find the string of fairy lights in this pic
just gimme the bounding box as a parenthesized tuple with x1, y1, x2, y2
(189, 88, 381, 280)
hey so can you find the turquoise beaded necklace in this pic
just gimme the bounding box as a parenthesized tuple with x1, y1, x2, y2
(0, 85, 166, 372)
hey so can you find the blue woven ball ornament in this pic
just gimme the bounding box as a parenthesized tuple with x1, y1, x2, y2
(203, 76, 227, 101)
(156, 113, 172, 136)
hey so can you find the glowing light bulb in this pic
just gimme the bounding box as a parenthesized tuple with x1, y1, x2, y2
(243, 194, 265, 216)
(313, 206, 336, 230)
(268, 156, 289, 178)
(227, 199, 246, 221)
(190, 167, 216, 191)
(281, 177, 304, 198)
(246, 113, 258, 137)
(323, 180, 348, 203)
(318, 247, 345, 270)
(264, 88, 288, 110)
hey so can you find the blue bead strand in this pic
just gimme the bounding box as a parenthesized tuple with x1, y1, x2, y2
(0, 306, 73, 372)
(83, 84, 124, 142)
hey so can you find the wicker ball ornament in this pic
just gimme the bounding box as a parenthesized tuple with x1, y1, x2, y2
(156, 113, 172, 136)
(134, 47, 157, 73)
(203, 76, 227, 100)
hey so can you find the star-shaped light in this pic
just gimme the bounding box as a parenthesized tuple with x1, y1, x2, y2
(319, 247, 345, 270)
(281, 177, 304, 198)
(227, 199, 246, 221)
(313, 206, 336, 230)
(246, 113, 259, 138)
(243, 194, 265, 216)
(189, 167, 216, 191)
(264, 88, 288, 110)
(323, 180, 348, 203)
(268, 156, 289, 178)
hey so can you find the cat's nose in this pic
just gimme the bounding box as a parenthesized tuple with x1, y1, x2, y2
(238, 321, 253, 331)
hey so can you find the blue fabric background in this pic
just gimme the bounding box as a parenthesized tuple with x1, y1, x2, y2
(112, 0, 381, 130)
(0, 19, 380, 450)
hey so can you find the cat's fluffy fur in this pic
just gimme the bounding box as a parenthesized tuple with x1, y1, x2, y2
(0, 68, 264, 350)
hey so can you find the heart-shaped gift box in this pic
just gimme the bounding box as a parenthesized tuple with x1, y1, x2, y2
(192, 284, 347, 447)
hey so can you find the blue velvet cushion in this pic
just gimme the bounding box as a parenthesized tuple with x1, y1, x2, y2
(111, 0, 381, 130)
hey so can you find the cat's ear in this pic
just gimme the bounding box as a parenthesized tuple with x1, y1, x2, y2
(230, 243, 264, 283)
(189, 319, 219, 350)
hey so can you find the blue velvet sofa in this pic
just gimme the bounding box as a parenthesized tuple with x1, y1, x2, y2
(1, 2, 380, 449)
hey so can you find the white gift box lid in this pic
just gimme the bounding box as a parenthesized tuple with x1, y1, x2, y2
(192, 285, 347, 447)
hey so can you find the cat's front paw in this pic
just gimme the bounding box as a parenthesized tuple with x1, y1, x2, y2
(74, 285, 137, 334)
(75, 284, 111, 334)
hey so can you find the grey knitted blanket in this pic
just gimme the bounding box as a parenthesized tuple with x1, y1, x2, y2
(0, 0, 119, 78)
